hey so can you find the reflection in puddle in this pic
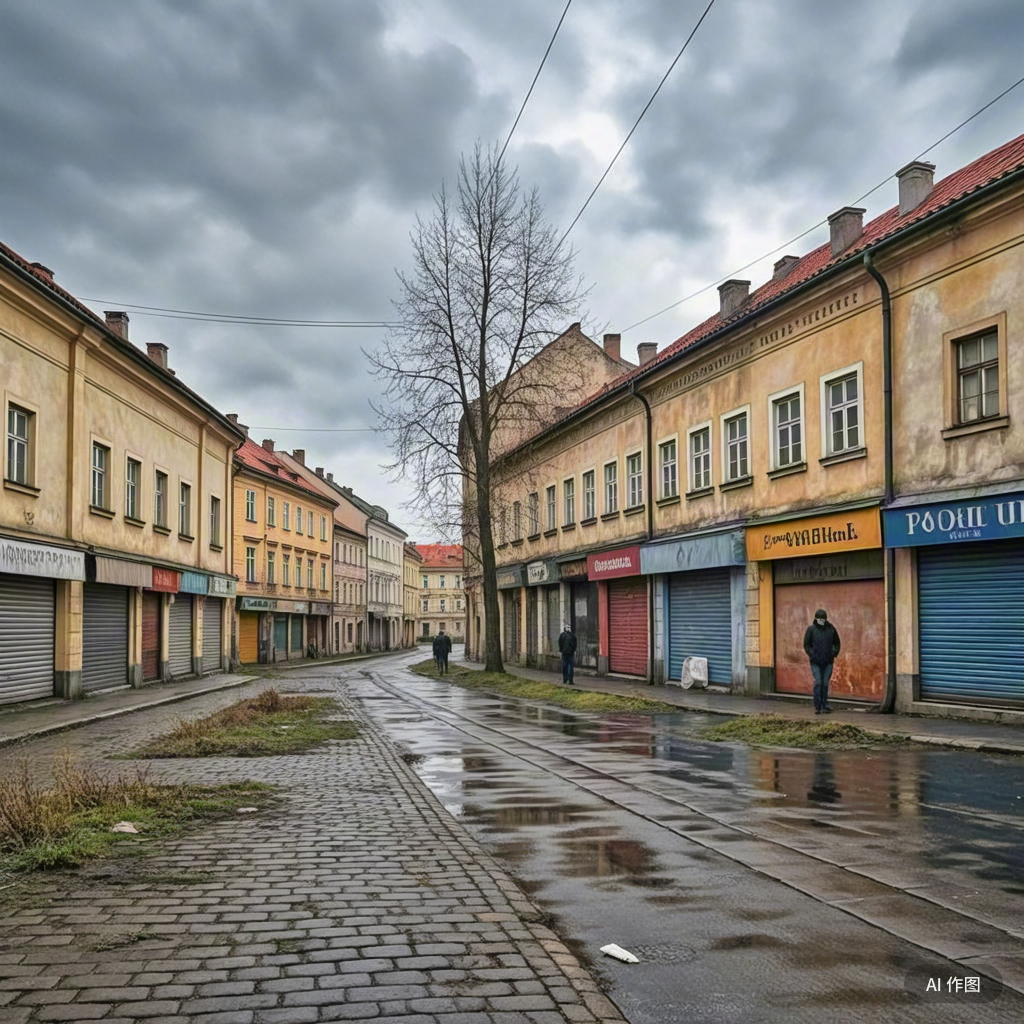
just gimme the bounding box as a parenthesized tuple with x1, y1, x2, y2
(556, 836, 659, 879)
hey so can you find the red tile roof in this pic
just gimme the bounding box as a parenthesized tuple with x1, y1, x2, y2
(415, 543, 464, 568)
(235, 438, 336, 505)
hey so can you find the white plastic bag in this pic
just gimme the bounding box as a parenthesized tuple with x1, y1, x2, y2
(680, 656, 708, 689)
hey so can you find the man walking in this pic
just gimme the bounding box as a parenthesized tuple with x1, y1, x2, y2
(558, 622, 577, 686)
(803, 608, 841, 714)
(432, 629, 452, 675)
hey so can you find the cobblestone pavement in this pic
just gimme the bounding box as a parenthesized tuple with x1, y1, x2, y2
(0, 666, 629, 1024)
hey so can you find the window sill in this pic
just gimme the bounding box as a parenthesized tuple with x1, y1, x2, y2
(3, 479, 39, 497)
(209, 543, 224, 553)
(543, 528, 558, 538)
(685, 486, 714, 501)
(600, 510, 620, 522)
(527, 533, 541, 542)
(655, 494, 681, 508)
(245, 517, 257, 524)
(767, 462, 807, 480)
(496, 542, 509, 550)
(125, 515, 146, 528)
(580, 516, 597, 528)
(942, 415, 1009, 441)
(624, 504, 646, 517)
(89, 504, 115, 519)
(178, 533, 195, 544)
(153, 523, 171, 536)
(719, 475, 753, 493)
(820, 447, 867, 467)
(561, 523, 576, 532)
(511, 539, 524, 547)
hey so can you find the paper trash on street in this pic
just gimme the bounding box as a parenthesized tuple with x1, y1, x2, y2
(600, 943, 639, 963)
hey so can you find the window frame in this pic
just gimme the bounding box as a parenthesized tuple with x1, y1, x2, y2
(767, 383, 805, 472)
(626, 450, 643, 509)
(90, 439, 111, 510)
(5, 398, 37, 489)
(321, 515, 327, 541)
(125, 455, 142, 521)
(603, 460, 618, 514)
(563, 476, 575, 526)
(687, 421, 712, 493)
(282, 501, 290, 530)
(267, 549, 276, 585)
(942, 313, 1009, 438)
(582, 468, 596, 520)
(658, 436, 678, 499)
(721, 405, 752, 484)
(267, 495, 276, 527)
(209, 494, 222, 547)
(308, 511, 314, 536)
(178, 480, 193, 537)
(245, 545, 257, 583)
(545, 484, 556, 531)
(512, 500, 522, 541)
(295, 506, 303, 535)
(245, 488, 257, 522)
(819, 362, 864, 459)
(154, 469, 169, 528)
(527, 491, 539, 535)
(283, 553, 291, 587)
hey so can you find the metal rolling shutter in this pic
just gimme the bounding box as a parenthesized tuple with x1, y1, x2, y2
(82, 583, 129, 692)
(142, 592, 160, 681)
(168, 594, 193, 677)
(668, 569, 732, 684)
(0, 574, 54, 704)
(290, 615, 303, 651)
(608, 577, 648, 676)
(526, 588, 538, 660)
(239, 612, 259, 663)
(202, 599, 222, 673)
(919, 543, 1024, 705)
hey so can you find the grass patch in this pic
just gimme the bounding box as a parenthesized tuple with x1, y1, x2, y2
(0, 752, 273, 874)
(130, 688, 359, 758)
(699, 713, 909, 750)
(410, 660, 681, 714)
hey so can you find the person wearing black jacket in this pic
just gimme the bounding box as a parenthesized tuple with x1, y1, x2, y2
(557, 624, 578, 685)
(803, 608, 841, 714)
(432, 629, 452, 675)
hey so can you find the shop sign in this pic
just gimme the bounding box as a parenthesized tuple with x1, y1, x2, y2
(179, 571, 209, 595)
(773, 550, 884, 585)
(526, 560, 560, 586)
(641, 530, 745, 575)
(587, 545, 642, 580)
(0, 537, 85, 581)
(496, 565, 525, 589)
(239, 596, 276, 611)
(884, 492, 1024, 548)
(92, 556, 152, 588)
(150, 567, 179, 592)
(746, 507, 881, 561)
(559, 559, 588, 579)
(310, 601, 332, 615)
(209, 575, 236, 597)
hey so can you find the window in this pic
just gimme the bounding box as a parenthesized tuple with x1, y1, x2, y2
(267, 496, 276, 526)
(957, 331, 999, 423)
(321, 515, 327, 541)
(604, 462, 618, 514)
(440, 598, 446, 612)
(823, 370, 861, 455)
(245, 546, 257, 583)
(347, 622, 353, 643)
(498, 507, 507, 545)
(456, 575, 461, 589)
(154, 471, 168, 527)
(245, 488, 256, 522)
(283, 554, 291, 586)
(422, 597, 429, 611)
(659, 440, 678, 498)
(513, 500, 522, 541)
(546, 485, 556, 530)
(627, 453, 643, 508)
(210, 496, 221, 546)
(308, 511, 314, 536)
(724, 411, 749, 481)
(6, 404, 32, 486)
(582, 470, 595, 520)
(422, 574, 428, 589)
(563, 478, 575, 526)
(179, 482, 192, 535)
(295, 506, 302, 535)
(772, 391, 803, 468)
(689, 425, 712, 491)
(267, 550, 276, 585)
(527, 492, 539, 535)
(320, 562, 327, 591)
(125, 458, 141, 519)
(91, 442, 109, 509)
(283, 502, 290, 530)
(295, 558, 303, 588)
(440, 575, 446, 588)
(308, 558, 314, 588)
(439, 622, 446, 633)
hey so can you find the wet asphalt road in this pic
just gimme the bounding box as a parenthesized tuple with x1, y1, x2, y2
(355, 653, 1024, 1024)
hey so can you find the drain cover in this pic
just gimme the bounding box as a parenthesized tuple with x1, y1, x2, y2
(628, 943, 698, 964)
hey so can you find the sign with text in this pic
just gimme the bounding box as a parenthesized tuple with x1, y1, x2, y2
(884, 492, 1024, 548)
(526, 560, 559, 586)
(149, 568, 180, 592)
(641, 530, 745, 576)
(0, 538, 85, 581)
(587, 545, 642, 580)
(746, 507, 881, 561)
(209, 575, 237, 597)
(239, 596, 276, 611)
(496, 565, 525, 590)
(559, 559, 588, 579)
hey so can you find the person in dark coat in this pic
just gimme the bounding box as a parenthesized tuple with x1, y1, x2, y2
(557, 623, 578, 685)
(432, 629, 452, 675)
(803, 608, 841, 714)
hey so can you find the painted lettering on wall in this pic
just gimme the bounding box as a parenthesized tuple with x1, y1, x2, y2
(763, 522, 859, 553)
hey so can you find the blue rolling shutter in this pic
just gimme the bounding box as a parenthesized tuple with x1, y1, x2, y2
(668, 569, 732, 684)
(918, 543, 1024, 705)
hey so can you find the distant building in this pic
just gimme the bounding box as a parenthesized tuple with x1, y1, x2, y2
(415, 544, 464, 641)
(403, 542, 423, 647)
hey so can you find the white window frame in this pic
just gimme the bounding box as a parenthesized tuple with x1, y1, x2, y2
(178, 480, 192, 536)
(657, 436, 678, 499)
(125, 454, 142, 520)
(320, 562, 327, 591)
(245, 488, 257, 522)
(283, 554, 291, 587)
(282, 501, 290, 530)
(604, 460, 618, 514)
(626, 450, 643, 508)
(267, 550, 276, 585)
(563, 477, 575, 526)
(154, 467, 169, 527)
(91, 438, 111, 510)
(245, 545, 257, 583)
(5, 399, 36, 488)
(687, 420, 712, 493)
(545, 483, 556, 531)
(582, 468, 596, 520)
(820, 362, 864, 458)
(267, 495, 276, 526)
(209, 494, 222, 546)
(295, 506, 303, 535)
(767, 383, 805, 471)
(527, 491, 539, 535)
(720, 404, 751, 483)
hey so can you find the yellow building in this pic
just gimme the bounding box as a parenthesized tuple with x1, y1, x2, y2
(403, 542, 423, 647)
(1, 242, 243, 703)
(232, 437, 337, 663)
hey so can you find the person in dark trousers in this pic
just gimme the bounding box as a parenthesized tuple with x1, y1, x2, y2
(558, 623, 577, 685)
(803, 608, 841, 714)
(432, 630, 452, 675)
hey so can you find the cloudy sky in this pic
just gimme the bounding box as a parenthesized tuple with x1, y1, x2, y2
(2, 0, 1023, 538)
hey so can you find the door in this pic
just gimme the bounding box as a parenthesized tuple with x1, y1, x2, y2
(142, 592, 160, 681)
(167, 594, 193, 677)
(668, 569, 732, 685)
(526, 588, 538, 662)
(546, 585, 561, 653)
(570, 582, 598, 668)
(290, 614, 303, 653)
(82, 583, 129, 692)
(201, 598, 222, 673)
(608, 577, 648, 676)
(0, 574, 54, 704)
(239, 611, 259, 663)
(774, 579, 884, 701)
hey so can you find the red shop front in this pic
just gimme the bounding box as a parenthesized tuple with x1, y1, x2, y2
(588, 545, 648, 677)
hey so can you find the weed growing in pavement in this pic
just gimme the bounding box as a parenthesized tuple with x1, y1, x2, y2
(410, 660, 681, 714)
(90, 928, 158, 951)
(700, 713, 911, 750)
(129, 688, 359, 758)
(0, 752, 274, 873)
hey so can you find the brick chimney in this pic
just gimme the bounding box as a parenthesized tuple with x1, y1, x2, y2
(326, 472, 334, 483)
(718, 280, 750, 318)
(637, 342, 657, 366)
(146, 342, 168, 369)
(292, 449, 305, 466)
(104, 310, 130, 338)
(315, 467, 324, 478)
(896, 160, 935, 217)
(261, 439, 275, 452)
(828, 207, 866, 257)
(773, 255, 801, 280)
(31, 263, 55, 282)
(226, 413, 249, 438)
(603, 333, 621, 363)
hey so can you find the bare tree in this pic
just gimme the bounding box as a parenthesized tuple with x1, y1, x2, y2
(370, 143, 587, 672)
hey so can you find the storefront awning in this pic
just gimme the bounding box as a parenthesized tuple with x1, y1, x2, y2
(92, 556, 152, 588)
(640, 530, 746, 575)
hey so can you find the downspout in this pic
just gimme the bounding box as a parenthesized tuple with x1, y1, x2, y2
(863, 252, 897, 714)
(629, 382, 656, 684)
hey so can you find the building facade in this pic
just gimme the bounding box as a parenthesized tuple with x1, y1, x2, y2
(1, 243, 243, 704)
(403, 542, 423, 647)
(415, 544, 464, 642)
(232, 438, 336, 663)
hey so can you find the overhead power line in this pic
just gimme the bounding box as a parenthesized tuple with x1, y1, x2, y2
(558, 0, 718, 247)
(622, 69, 1024, 334)
(249, 426, 377, 433)
(83, 299, 394, 328)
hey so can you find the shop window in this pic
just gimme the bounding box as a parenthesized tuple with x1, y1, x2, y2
(688, 423, 711, 492)
(604, 461, 618, 513)
(627, 452, 643, 508)
(582, 470, 595, 519)
(5, 403, 34, 488)
(659, 440, 678, 498)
